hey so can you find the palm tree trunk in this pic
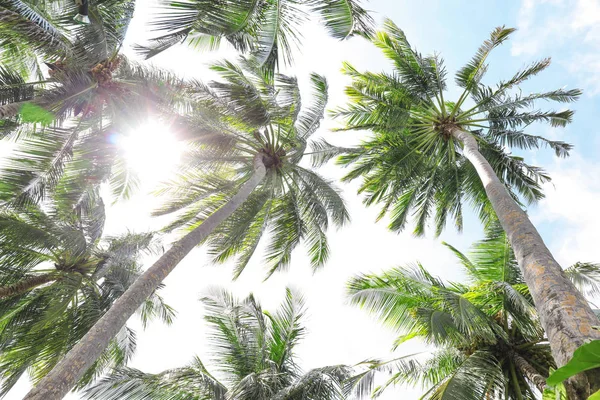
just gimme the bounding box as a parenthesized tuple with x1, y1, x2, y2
(0, 102, 25, 119)
(0, 273, 56, 298)
(24, 156, 268, 400)
(510, 351, 546, 393)
(452, 128, 600, 398)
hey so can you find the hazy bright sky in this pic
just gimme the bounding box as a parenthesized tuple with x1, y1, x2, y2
(11, 0, 600, 398)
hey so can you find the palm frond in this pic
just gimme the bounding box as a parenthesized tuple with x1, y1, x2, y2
(265, 288, 305, 372)
(83, 359, 227, 400)
(455, 26, 515, 93)
(307, 0, 374, 40)
(295, 73, 328, 140)
(564, 262, 600, 297)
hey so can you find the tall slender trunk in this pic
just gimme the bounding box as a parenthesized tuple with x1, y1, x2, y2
(0, 273, 56, 298)
(24, 157, 267, 400)
(452, 128, 600, 399)
(510, 351, 546, 393)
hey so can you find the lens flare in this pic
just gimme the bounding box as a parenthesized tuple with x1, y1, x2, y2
(119, 121, 183, 185)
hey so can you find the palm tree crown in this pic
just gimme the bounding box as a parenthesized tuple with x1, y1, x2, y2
(0, 0, 191, 207)
(0, 0, 133, 79)
(0, 193, 173, 396)
(325, 19, 579, 236)
(156, 59, 349, 278)
(347, 223, 600, 399)
(84, 288, 354, 400)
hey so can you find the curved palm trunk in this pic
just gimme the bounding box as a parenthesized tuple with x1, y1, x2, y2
(0, 273, 56, 298)
(24, 157, 268, 400)
(510, 351, 546, 393)
(0, 102, 25, 119)
(452, 128, 600, 398)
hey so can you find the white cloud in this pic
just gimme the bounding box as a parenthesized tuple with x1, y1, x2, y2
(531, 154, 600, 266)
(512, 0, 600, 94)
(565, 53, 600, 96)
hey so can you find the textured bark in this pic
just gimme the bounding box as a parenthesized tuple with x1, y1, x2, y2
(0, 102, 25, 118)
(24, 157, 268, 400)
(511, 351, 547, 393)
(452, 128, 600, 399)
(0, 273, 56, 298)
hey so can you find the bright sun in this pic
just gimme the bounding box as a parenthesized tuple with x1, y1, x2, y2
(118, 120, 184, 184)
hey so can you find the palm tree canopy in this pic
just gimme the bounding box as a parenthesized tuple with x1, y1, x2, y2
(83, 288, 353, 400)
(0, 56, 193, 209)
(0, 193, 174, 396)
(0, 0, 134, 79)
(323, 19, 580, 236)
(347, 222, 600, 399)
(137, 0, 374, 71)
(154, 59, 349, 279)
(0, 0, 197, 207)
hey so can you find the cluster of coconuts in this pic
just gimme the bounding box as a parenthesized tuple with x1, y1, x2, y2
(90, 57, 122, 88)
(73, 57, 125, 117)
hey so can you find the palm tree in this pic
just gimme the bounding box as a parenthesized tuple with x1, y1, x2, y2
(327, 19, 599, 397)
(0, 192, 174, 397)
(0, 0, 193, 206)
(24, 60, 348, 399)
(0, 0, 147, 79)
(138, 0, 374, 71)
(346, 222, 600, 399)
(82, 288, 354, 400)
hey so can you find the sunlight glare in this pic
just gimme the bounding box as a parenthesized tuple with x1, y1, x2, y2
(119, 120, 184, 185)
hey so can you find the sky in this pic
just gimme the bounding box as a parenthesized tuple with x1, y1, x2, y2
(9, 0, 600, 398)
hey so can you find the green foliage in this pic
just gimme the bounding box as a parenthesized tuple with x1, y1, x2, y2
(84, 288, 355, 400)
(331, 19, 579, 236)
(138, 0, 374, 71)
(0, 195, 173, 395)
(347, 222, 600, 399)
(17, 102, 53, 124)
(0, 0, 196, 207)
(0, 0, 135, 79)
(154, 59, 348, 279)
(547, 340, 600, 386)
(542, 377, 567, 400)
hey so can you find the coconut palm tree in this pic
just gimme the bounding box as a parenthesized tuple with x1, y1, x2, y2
(325, 19, 599, 397)
(0, 192, 174, 397)
(0, 0, 194, 206)
(346, 222, 600, 399)
(0, 0, 135, 93)
(138, 0, 374, 71)
(0, 0, 182, 86)
(82, 288, 354, 400)
(24, 59, 348, 399)
(0, 58, 188, 208)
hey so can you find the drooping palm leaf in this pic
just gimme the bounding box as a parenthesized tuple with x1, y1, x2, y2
(152, 60, 348, 279)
